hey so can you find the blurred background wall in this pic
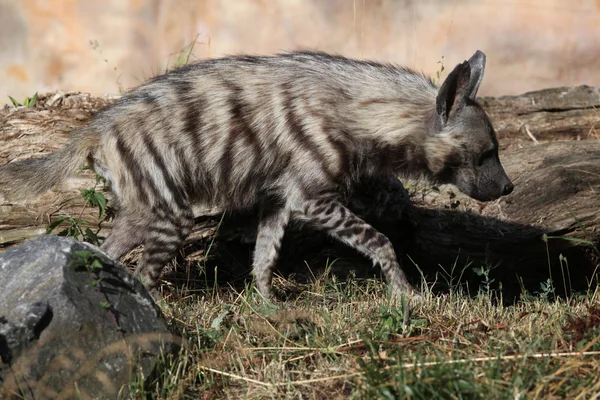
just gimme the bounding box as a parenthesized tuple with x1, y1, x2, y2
(1, 0, 599, 101)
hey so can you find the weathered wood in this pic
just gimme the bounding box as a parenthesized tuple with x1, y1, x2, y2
(480, 85, 600, 150)
(1, 88, 599, 299)
(0, 92, 116, 246)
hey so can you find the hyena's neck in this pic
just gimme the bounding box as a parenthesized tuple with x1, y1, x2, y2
(347, 80, 438, 179)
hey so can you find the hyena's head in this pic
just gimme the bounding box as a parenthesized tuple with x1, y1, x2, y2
(425, 50, 513, 202)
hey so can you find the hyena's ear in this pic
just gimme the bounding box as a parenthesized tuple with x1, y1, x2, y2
(466, 50, 486, 100)
(434, 60, 471, 127)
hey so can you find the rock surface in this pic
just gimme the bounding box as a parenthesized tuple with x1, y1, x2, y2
(0, 235, 180, 400)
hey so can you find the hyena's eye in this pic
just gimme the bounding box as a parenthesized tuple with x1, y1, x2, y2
(477, 149, 494, 166)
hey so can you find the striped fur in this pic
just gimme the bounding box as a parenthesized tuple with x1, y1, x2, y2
(0, 50, 513, 297)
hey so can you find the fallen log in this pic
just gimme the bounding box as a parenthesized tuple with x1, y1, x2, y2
(1, 88, 599, 300)
(480, 85, 600, 150)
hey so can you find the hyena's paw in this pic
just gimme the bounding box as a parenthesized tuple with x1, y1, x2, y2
(137, 270, 160, 291)
(132, 270, 165, 303)
(147, 287, 165, 304)
(254, 279, 274, 300)
(390, 280, 422, 301)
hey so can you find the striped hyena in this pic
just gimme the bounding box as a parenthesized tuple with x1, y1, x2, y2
(0, 50, 513, 297)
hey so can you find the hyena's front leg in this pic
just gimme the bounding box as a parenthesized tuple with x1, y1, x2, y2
(252, 203, 291, 298)
(300, 198, 415, 296)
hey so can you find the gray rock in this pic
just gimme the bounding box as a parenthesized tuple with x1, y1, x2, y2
(0, 235, 180, 400)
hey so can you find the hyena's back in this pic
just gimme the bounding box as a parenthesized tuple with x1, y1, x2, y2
(92, 53, 434, 214)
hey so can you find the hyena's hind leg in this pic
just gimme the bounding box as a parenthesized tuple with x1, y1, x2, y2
(252, 202, 291, 297)
(136, 206, 195, 288)
(101, 209, 148, 259)
(299, 198, 415, 296)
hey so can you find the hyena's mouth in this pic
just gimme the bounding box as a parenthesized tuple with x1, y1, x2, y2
(467, 183, 513, 202)
(470, 192, 501, 202)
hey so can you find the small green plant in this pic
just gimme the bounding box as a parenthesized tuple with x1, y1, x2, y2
(374, 304, 407, 340)
(164, 34, 200, 73)
(46, 216, 100, 244)
(437, 255, 471, 293)
(70, 250, 104, 272)
(99, 301, 111, 309)
(473, 261, 501, 295)
(538, 278, 556, 300)
(8, 92, 38, 107)
(47, 169, 108, 245)
(80, 186, 107, 217)
(204, 308, 231, 345)
(431, 56, 445, 85)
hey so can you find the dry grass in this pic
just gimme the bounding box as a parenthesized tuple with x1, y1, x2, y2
(129, 269, 600, 399)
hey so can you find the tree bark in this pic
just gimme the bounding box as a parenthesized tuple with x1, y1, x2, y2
(1, 88, 599, 299)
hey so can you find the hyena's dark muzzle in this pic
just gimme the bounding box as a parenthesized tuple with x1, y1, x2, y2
(457, 155, 514, 202)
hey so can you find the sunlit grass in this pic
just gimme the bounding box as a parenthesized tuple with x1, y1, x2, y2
(131, 271, 600, 399)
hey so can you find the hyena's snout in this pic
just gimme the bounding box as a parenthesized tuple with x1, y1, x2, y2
(457, 160, 514, 202)
(478, 164, 514, 201)
(501, 178, 514, 196)
(496, 173, 514, 198)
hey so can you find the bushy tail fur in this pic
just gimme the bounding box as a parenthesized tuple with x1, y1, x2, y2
(0, 128, 99, 203)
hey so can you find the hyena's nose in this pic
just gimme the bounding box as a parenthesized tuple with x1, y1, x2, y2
(502, 182, 514, 196)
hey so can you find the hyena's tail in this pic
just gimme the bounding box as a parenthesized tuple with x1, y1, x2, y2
(0, 127, 100, 203)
